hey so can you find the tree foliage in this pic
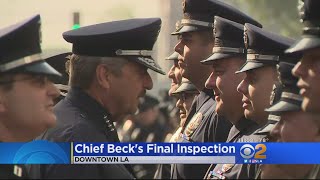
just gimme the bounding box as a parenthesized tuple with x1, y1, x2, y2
(226, 0, 303, 39)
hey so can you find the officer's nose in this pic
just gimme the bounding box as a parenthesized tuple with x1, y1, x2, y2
(144, 71, 153, 90)
(48, 81, 60, 99)
(205, 72, 216, 90)
(292, 61, 305, 78)
(174, 40, 184, 56)
(167, 65, 175, 80)
(176, 98, 183, 109)
(237, 78, 248, 95)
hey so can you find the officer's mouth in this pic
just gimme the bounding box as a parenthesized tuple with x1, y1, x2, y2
(47, 104, 54, 111)
(179, 112, 186, 119)
(139, 90, 146, 98)
(178, 60, 186, 68)
(297, 81, 309, 96)
(171, 82, 178, 87)
(242, 98, 251, 109)
(299, 87, 309, 97)
(214, 94, 221, 101)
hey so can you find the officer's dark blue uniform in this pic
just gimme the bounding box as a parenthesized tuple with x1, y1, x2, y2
(30, 18, 165, 179)
(170, 0, 263, 179)
(0, 14, 61, 179)
(200, 16, 266, 179)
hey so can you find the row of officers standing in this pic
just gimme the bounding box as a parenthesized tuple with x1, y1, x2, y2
(1, 0, 320, 179)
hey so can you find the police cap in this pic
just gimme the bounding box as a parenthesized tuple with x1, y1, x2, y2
(236, 23, 296, 73)
(286, 0, 320, 54)
(138, 95, 160, 113)
(63, 18, 165, 75)
(172, 78, 198, 95)
(172, 0, 262, 35)
(256, 83, 283, 135)
(165, 52, 179, 61)
(0, 15, 61, 77)
(265, 62, 302, 113)
(201, 16, 245, 64)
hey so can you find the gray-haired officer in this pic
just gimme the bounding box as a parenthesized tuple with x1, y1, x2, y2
(236, 23, 296, 130)
(171, 0, 262, 178)
(286, 0, 320, 113)
(0, 15, 61, 179)
(45, 52, 72, 103)
(261, 61, 320, 179)
(31, 18, 165, 179)
(202, 16, 265, 179)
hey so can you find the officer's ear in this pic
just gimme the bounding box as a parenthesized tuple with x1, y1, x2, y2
(96, 64, 111, 89)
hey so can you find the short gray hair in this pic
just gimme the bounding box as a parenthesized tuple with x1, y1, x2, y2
(69, 54, 128, 89)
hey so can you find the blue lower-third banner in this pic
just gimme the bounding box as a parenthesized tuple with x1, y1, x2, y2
(1, 141, 320, 164)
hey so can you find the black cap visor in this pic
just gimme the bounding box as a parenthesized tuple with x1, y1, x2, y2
(286, 36, 320, 54)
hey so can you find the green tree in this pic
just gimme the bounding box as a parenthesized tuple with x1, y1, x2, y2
(226, 0, 303, 39)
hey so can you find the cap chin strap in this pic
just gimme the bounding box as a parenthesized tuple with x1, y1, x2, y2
(115, 49, 153, 57)
(0, 53, 42, 72)
(281, 92, 303, 101)
(268, 114, 281, 122)
(212, 47, 245, 54)
(247, 53, 279, 61)
(181, 19, 213, 28)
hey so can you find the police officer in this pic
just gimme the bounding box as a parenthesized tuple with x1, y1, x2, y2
(0, 15, 61, 179)
(45, 52, 72, 103)
(161, 51, 181, 141)
(261, 61, 320, 179)
(171, 78, 199, 142)
(287, 0, 320, 113)
(31, 18, 165, 179)
(154, 78, 199, 179)
(202, 16, 265, 179)
(154, 52, 182, 179)
(171, 0, 262, 178)
(236, 23, 296, 128)
(167, 51, 182, 96)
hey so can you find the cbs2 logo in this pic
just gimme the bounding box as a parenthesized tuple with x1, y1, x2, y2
(240, 144, 266, 159)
